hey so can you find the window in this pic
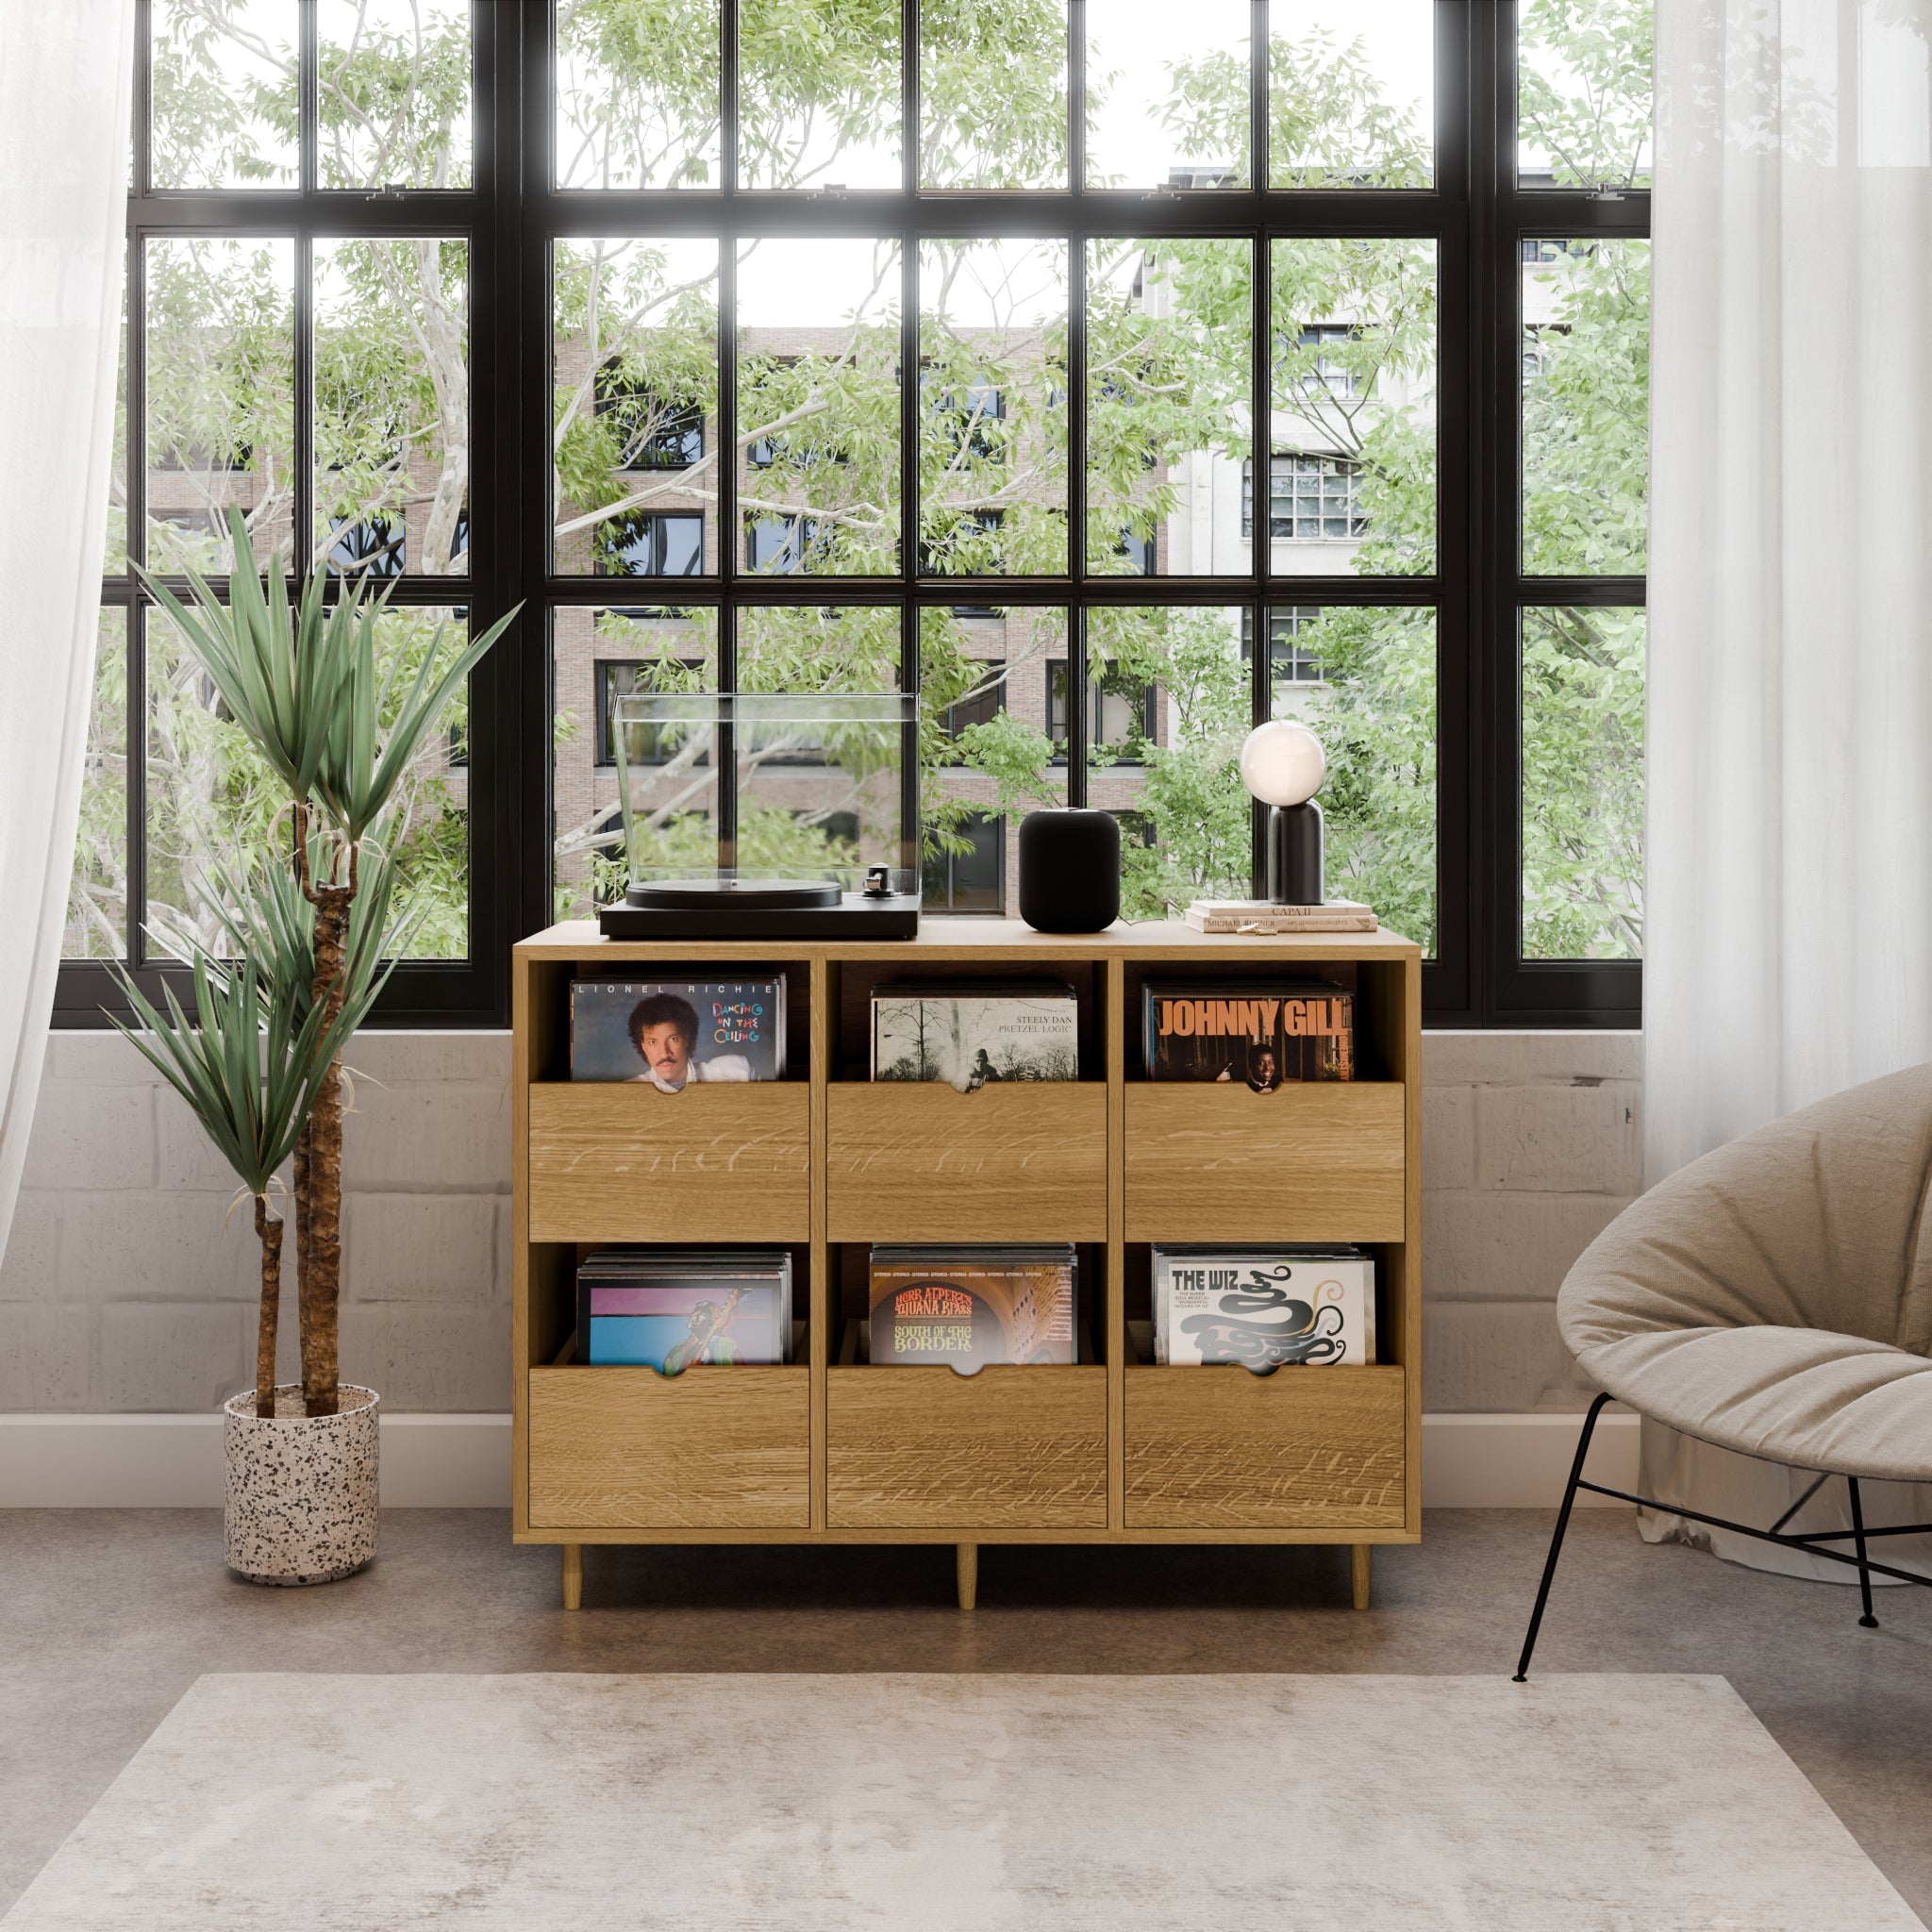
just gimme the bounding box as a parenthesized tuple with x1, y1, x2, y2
(67, 4, 1650, 1030)
(593, 366, 705, 471)
(922, 810, 1005, 912)
(595, 658, 708, 767)
(1241, 457, 1366, 542)
(598, 510, 703, 578)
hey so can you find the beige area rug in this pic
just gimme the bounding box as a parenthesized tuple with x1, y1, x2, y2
(4, 1673, 1920, 1931)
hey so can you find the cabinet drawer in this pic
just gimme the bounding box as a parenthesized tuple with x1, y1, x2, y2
(1124, 1082, 1406, 1242)
(1124, 1364, 1407, 1529)
(527, 1082, 809, 1242)
(825, 1084, 1107, 1242)
(826, 1365, 1108, 1529)
(527, 1366, 809, 1529)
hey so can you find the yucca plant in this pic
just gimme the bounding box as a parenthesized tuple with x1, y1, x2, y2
(108, 945, 379, 1419)
(134, 509, 519, 1415)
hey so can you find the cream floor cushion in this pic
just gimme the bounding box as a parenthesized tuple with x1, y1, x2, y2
(1559, 1065, 1932, 1485)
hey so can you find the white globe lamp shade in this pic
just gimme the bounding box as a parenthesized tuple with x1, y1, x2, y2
(1240, 721, 1325, 808)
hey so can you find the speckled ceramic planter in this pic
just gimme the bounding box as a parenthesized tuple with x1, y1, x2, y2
(223, 1383, 379, 1586)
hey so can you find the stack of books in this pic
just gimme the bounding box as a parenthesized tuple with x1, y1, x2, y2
(1183, 899, 1376, 934)
(577, 1249, 793, 1372)
(870, 981, 1078, 1088)
(868, 1244, 1079, 1367)
(1152, 1245, 1375, 1369)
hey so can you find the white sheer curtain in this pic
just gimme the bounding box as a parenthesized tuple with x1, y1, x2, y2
(0, 4, 135, 1266)
(1646, 0, 1932, 1578)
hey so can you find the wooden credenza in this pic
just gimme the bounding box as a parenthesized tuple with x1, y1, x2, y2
(512, 919, 1423, 1607)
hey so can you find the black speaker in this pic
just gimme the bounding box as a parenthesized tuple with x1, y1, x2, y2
(1019, 808, 1120, 932)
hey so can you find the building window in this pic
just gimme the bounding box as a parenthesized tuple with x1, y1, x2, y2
(941, 662, 1006, 738)
(326, 516, 405, 577)
(597, 510, 703, 577)
(1241, 607, 1325, 686)
(592, 363, 705, 470)
(596, 658, 707, 768)
(1241, 456, 1365, 542)
(1113, 526, 1157, 574)
(923, 810, 1005, 912)
(1047, 660, 1156, 759)
(1295, 325, 1360, 396)
(745, 512, 833, 573)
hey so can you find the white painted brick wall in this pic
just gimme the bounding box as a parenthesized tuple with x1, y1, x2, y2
(6, 1032, 513, 1414)
(3, 1029, 1637, 1415)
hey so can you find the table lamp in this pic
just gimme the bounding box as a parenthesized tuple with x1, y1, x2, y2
(1240, 720, 1325, 905)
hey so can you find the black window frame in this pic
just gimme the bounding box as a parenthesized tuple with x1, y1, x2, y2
(63, 1, 1643, 1031)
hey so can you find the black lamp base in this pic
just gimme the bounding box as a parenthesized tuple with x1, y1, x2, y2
(1263, 800, 1324, 906)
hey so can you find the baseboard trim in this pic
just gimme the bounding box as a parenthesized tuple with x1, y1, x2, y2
(2, 1408, 1634, 1511)
(0, 1412, 510, 1508)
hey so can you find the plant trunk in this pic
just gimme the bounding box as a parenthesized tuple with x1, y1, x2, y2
(299, 884, 354, 1419)
(254, 1195, 282, 1419)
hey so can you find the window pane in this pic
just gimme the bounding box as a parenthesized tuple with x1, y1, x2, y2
(552, 606, 721, 921)
(920, 241, 1068, 577)
(149, 0, 297, 190)
(739, 0, 899, 190)
(554, 0, 721, 189)
(145, 603, 472, 958)
(144, 237, 295, 573)
(921, 2, 1068, 190)
(314, 238, 470, 578)
(1272, 604, 1437, 954)
(736, 605, 901, 692)
(1521, 606, 1644, 960)
(1519, 0, 1653, 188)
(1086, 239, 1252, 575)
(108, 251, 127, 575)
(1087, 0, 1249, 190)
(1270, 1, 1433, 188)
(738, 238, 900, 576)
(554, 238, 720, 576)
(1269, 239, 1436, 576)
(64, 609, 128, 959)
(1081, 606, 1250, 916)
(922, 605, 1066, 918)
(1523, 238, 1648, 575)
(316, 1, 473, 190)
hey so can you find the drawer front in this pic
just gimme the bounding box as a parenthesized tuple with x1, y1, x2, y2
(826, 1084, 1107, 1242)
(1124, 1082, 1406, 1242)
(826, 1365, 1108, 1529)
(1125, 1364, 1407, 1528)
(527, 1082, 809, 1242)
(527, 1366, 809, 1529)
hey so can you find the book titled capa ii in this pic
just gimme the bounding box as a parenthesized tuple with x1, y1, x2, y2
(1153, 1246, 1375, 1370)
(871, 981, 1078, 1089)
(1143, 979, 1354, 1084)
(868, 1245, 1078, 1370)
(570, 978, 787, 1088)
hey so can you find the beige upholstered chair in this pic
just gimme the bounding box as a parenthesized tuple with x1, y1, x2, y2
(1514, 1065, 1932, 1679)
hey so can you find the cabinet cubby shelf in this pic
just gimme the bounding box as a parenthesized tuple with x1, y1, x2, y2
(513, 919, 1423, 1607)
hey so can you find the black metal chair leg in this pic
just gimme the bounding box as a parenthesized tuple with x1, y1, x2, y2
(1514, 1391, 1612, 1682)
(1848, 1475, 1879, 1628)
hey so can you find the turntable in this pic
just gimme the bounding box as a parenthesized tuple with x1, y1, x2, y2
(597, 868, 921, 940)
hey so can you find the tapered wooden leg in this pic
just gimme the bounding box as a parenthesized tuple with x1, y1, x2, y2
(562, 1542, 583, 1611)
(956, 1542, 977, 1610)
(1350, 1544, 1372, 1611)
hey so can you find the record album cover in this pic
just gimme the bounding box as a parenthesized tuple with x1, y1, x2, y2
(577, 1251, 791, 1372)
(571, 978, 787, 1088)
(867, 1245, 1077, 1368)
(1152, 1246, 1374, 1370)
(871, 983, 1077, 1089)
(1142, 981, 1354, 1083)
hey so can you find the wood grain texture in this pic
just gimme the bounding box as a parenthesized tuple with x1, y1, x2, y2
(1124, 1082, 1407, 1242)
(527, 1367, 810, 1529)
(826, 1367, 1108, 1528)
(527, 1082, 809, 1242)
(1124, 1366, 1407, 1529)
(1106, 958, 1126, 1532)
(825, 1084, 1107, 1241)
(1351, 1543, 1372, 1610)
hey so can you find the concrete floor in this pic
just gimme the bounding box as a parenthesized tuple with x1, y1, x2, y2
(2, 1508, 1928, 1922)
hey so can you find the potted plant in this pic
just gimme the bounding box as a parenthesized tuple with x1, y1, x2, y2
(119, 512, 517, 1583)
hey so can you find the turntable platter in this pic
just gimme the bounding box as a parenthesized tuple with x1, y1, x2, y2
(624, 877, 841, 912)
